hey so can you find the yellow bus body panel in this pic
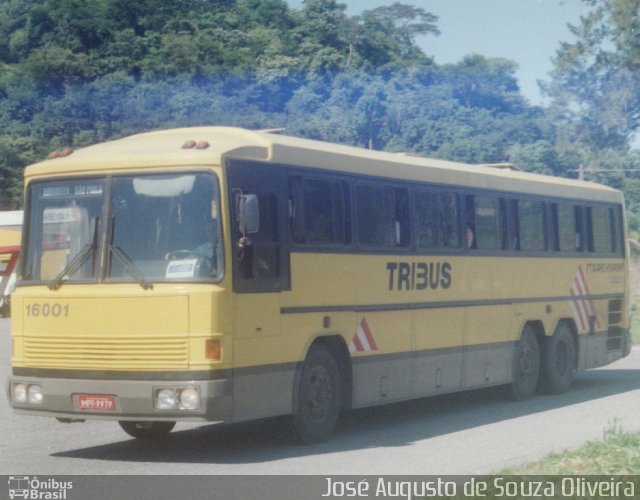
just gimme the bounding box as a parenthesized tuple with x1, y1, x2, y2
(11, 284, 232, 373)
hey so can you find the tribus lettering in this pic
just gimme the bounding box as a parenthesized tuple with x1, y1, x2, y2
(387, 262, 452, 291)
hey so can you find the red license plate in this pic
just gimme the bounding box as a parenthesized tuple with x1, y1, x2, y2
(78, 394, 116, 411)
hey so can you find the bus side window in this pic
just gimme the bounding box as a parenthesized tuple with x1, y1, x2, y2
(518, 200, 546, 252)
(241, 193, 279, 280)
(611, 205, 624, 255)
(289, 177, 305, 244)
(356, 183, 410, 248)
(554, 203, 576, 252)
(229, 161, 290, 293)
(574, 206, 585, 251)
(289, 176, 350, 246)
(466, 195, 502, 251)
(590, 205, 617, 255)
(464, 195, 476, 249)
(504, 199, 519, 250)
(415, 190, 461, 250)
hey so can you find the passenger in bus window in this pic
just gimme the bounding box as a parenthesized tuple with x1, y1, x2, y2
(466, 224, 475, 249)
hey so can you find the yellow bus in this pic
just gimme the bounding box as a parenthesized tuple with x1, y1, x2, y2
(7, 127, 630, 442)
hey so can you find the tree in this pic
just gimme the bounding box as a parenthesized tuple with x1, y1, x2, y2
(544, 0, 640, 149)
(290, 0, 353, 72)
(542, 0, 640, 228)
(356, 3, 439, 68)
(0, 0, 590, 210)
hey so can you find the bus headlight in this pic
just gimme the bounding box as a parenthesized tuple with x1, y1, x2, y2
(178, 387, 200, 410)
(27, 384, 43, 404)
(155, 389, 177, 410)
(154, 386, 201, 411)
(12, 383, 27, 403)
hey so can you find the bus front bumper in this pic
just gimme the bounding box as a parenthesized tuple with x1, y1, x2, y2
(6, 375, 232, 422)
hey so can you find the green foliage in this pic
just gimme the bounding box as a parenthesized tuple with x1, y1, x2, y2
(0, 0, 636, 228)
(544, 0, 640, 230)
(502, 421, 640, 475)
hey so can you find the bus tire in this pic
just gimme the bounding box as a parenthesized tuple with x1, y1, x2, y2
(292, 344, 342, 444)
(509, 325, 540, 400)
(541, 323, 576, 394)
(118, 420, 176, 439)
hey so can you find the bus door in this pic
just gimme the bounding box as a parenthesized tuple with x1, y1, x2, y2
(226, 160, 292, 420)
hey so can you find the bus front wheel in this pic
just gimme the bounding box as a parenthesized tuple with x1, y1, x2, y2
(509, 325, 540, 400)
(118, 420, 176, 439)
(292, 344, 342, 444)
(541, 323, 576, 394)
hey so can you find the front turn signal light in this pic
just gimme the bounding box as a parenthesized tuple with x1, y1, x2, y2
(205, 339, 221, 360)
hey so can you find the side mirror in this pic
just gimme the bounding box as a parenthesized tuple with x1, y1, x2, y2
(238, 194, 259, 235)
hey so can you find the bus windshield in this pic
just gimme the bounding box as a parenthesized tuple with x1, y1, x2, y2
(22, 172, 223, 285)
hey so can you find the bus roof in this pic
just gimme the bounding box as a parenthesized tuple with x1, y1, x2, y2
(26, 126, 621, 203)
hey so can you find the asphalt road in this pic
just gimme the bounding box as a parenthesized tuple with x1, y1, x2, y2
(2, 317, 640, 476)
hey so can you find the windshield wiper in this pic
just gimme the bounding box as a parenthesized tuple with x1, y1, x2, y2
(109, 245, 153, 290)
(48, 244, 94, 290)
(48, 217, 99, 290)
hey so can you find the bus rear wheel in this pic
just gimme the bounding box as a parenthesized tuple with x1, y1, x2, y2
(292, 344, 342, 444)
(541, 323, 576, 394)
(118, 420, 176, 439)
(509, 325, 540, 400)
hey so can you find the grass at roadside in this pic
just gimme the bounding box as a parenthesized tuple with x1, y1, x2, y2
(440, 425, 640, 499)
(501, 421, 640, 475)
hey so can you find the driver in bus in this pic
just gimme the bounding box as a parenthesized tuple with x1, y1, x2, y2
(193, 220, 220, 271)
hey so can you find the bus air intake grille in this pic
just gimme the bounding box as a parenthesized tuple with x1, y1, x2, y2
(23, 336, 189, 370)
(607, 299, 624, 352)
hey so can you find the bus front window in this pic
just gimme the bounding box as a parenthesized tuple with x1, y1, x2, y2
(108, 172, 223, 283)
(22, 172, 223, 285)
(23, 180, 105, 283)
